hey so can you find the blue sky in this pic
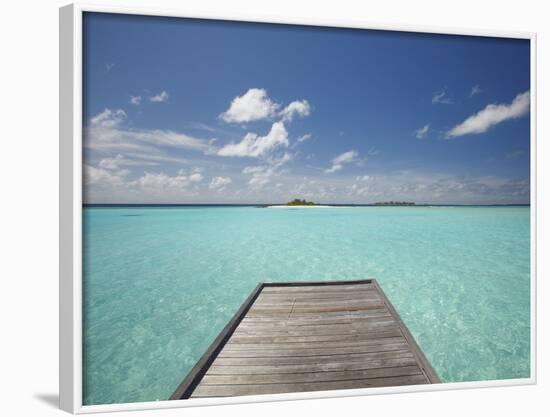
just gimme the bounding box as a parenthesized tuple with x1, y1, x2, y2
(83, 12, 531, 204)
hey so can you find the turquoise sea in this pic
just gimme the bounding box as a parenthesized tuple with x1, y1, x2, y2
(83, 205, 531, 405)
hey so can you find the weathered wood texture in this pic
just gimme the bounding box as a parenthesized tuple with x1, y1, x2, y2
(171, 279, 439, 400)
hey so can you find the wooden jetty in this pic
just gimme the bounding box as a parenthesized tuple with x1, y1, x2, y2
(171, 279, 439, 399)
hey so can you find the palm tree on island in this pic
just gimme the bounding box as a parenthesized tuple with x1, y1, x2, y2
(287, 198, 316, 206)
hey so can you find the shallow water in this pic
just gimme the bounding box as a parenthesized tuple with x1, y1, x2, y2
(83, 206, 530, 405)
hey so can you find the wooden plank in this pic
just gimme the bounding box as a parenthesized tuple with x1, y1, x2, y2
(217, 343, 410, 358)
(211, 350, 414, 367)
(233, 324, 400, 338)
(229, 330, 404, 344)
(233, 328, 400, 340)
(237, 317, 396, 330)
(263, 279, 374, 287)
(253, 297, 382, 308)
(224, 337, 407, 350)
(238, 319, 388, 328)
(240, 310, 392, 324)
(257, 289, 380, 297)
(200, 365, 423, 385)
(261, 284, 376, 293)
(255, 291, 381, 301)
(191, 374, 429, 397)
(246, 309, 389, 318)
(236, 320, 398, 332)
(207, 356, 420, 375)
(250, 302, 384, 314)
(255, 292, 381, 301)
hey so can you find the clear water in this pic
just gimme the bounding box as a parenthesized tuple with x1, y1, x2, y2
(83, 206, 531, 405)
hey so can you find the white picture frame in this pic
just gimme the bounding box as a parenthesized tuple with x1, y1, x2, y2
(59, 2, 537, 413)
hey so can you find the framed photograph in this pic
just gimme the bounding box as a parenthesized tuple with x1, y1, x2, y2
(59, 3, 536, 413)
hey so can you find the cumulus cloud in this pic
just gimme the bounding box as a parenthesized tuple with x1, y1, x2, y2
(268, 152, 293, 168)
(243, 165, 276, 189)
(470, 85, 483, 97)
(280, 100, 311, 122)
(90, 109, 127, 128)
(130, 95, 142, 105)
(447, 91, 530, 138)
(209, 176, 232, 191)
(150, 91, 169, 103)
(217, 122, 289, 158)
(220, 88, 280, 123)
(241, 152, 293, 190)
(84, 164, 129, 187)
(432, 88, 453, 104)
(414, 124, 430, 139)
(325, 150, 359, 173)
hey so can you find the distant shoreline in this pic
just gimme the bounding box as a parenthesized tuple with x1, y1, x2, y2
(266, 205, 335, 208)
(84, 203, 531, 208)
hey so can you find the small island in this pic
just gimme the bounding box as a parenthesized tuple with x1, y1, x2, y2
(374, 201, 416, 206)
(287, 198, 317, 206)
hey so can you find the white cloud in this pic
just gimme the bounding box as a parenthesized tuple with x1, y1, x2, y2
(220, 88, 280, 123)
(122, 152, 190, 165)
(280, 100, 311, 122)
(241, 151, 293, 190)
(447, 91, 530, 138)
(150, 91, 169, 103)
(87, 127, 214, 153)
(333, 150, 359, 165)
(105, 63, 115, 72)
(134, 170, 202, 191)
(84, 164, 129, 187)
(209, 176, 232, 190)
(297, 133, 313, 143)
(247, 166, 275, 189)
(217, 122, 289, 158)
(242, 166, 265, 175)
(470, 85, 483, 97)
(356, 186, 370, 196)
(432, 88, 453, 104)
(90, 109, 127, 128)
(325, 150, 359, 173)
(130, 95, 142, 105)
(356, 175, 370, 181)
(415, 124, 430, 139)
(242, 165, 278, 189)
(98, 154, 158, 170)
(269, 152, 293, 168)
(127, 129, 213, 151)
(291, 133, 313, 150)
(325, 164, 343, 174)
(86, 109, 215, 154)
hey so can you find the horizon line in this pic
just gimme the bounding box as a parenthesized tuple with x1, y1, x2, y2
(83, 202, 531, 207)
